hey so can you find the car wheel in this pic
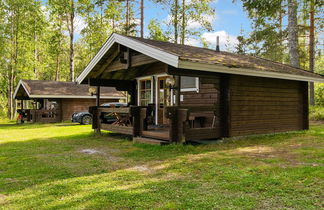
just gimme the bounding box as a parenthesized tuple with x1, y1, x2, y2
(81, 115, 92, 125)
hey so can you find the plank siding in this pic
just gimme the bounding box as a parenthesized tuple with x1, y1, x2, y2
(180, 77, 220, 129)
(61, 98, 118, 121)
(230, 75, 304, 136)
(138, 62, 167, 77)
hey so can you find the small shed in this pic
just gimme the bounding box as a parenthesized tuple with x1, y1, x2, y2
(14, 80, 126, 123)
(76, 33, 324, 144)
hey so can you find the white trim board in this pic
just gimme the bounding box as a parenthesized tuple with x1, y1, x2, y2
(178, 60, 324, 83)
(28, 95, 126, 99)
(136, 76, 154, 106)
(13, 80, 31, 99)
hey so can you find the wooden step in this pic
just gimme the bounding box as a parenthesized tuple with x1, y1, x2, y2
(133, 137, 170, 145)
(141, 130, 170, 141)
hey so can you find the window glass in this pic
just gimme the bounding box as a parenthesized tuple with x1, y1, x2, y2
(181, 76, 198, 90)
(139, 79, 151, 106)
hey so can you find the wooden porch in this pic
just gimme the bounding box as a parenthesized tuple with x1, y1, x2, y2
(90, 105, 222, 144)
(18, 109, 62, 123)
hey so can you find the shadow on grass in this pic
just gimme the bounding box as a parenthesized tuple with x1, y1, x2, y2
(0, 122, 86, 130)
(55, 123, 82, 127)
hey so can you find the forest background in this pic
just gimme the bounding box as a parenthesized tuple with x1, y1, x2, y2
(0, 0, 323, 119)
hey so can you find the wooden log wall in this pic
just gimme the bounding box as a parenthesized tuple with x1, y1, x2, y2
(180, 77, 220, 128)
(137, 62, 167, 77)
(229, 75, 305, 136)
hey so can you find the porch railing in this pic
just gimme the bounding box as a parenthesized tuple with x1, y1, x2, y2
(165, 106, 220, 143)
(30, 109, 61, 123)
(91, 105, 220, 143)
(90, 106, 147, 136)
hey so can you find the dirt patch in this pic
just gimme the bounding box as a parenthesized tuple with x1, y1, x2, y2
(80, 149, 102, 154)
(310, 120, 324, 125)
(79, 148, 122, 162)
(230, 144, 323, 168)
(129, 165, 151, 172)
(236, 146, 275, 154)
(0, 194, 7, 205)
(230, 146, 279, 159)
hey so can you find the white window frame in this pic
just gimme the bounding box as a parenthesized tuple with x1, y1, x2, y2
(136, 76, 154, 106)
(180, 77, 199, 92)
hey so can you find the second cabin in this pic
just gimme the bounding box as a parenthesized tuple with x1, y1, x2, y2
(14, 80, 126, 123)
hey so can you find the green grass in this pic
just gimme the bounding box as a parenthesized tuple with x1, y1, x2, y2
(0, 121, 323, 209)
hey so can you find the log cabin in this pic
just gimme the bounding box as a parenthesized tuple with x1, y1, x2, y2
(76, 33, 324, 144)
(14, 80, 126, 123)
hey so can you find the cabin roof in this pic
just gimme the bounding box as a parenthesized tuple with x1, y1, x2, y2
(77, 33, 324, 83)
(14, 80, 125, 100)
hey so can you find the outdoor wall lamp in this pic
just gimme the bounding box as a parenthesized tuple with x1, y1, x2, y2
(88, 86, 97, 96)
(166, 76, 176, 89)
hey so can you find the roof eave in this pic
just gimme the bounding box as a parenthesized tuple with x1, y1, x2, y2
(28, 95, 126, 99)
(76, 33, 179, 84)
(13, 80, 31, 99)
(178, 60, 324, 83)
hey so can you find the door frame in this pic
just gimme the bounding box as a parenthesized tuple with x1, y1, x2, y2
(154, 74, 173, 125)
(136, 74, 174, 125)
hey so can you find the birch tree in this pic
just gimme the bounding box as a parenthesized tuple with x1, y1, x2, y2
(48, 0, 78, 82)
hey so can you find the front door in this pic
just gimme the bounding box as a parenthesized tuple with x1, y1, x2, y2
(157, 76, 172, 125)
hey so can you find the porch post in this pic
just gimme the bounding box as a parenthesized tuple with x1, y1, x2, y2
(96, 86, 101, 107)
(95, 86, 101, 133)
(167, 107, 188, 143)
(21, 100, 23, 110)
(175, 76, 181, 106)
(219, 74, 231, 138)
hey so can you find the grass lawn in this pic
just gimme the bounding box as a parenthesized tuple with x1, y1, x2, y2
(0, 121, 323, 209)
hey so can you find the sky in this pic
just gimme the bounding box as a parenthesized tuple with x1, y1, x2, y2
(143, 0, 252, 49)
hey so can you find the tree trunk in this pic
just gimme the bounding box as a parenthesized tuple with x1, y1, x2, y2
(33, 0, 38, 78)
(181, 0, 185, 44)
(69, 0, 75, 82)
(8, 8, 19, 120)
(112, 17, 115, 31)
(126, 0, 129, 35)
(55, 54, 60, 81)
(140, 0, 144, 38)
(279, 4, 283, 63)
(309, 0, 315, 105)
(34, 30, 37, 78)
(174, 0, 178, 44)
(8, 70, 14, 120)
(287, 0, 300, 68)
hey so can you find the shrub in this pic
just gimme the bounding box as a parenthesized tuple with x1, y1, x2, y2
(309, 106, 324, 121)
(315, 83, 324, 107)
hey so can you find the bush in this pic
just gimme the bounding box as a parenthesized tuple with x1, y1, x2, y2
(309, 106, 324, 121)
(315, 83, 324, 107)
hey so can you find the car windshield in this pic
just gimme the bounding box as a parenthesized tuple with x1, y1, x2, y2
(101, 103, 126, 107)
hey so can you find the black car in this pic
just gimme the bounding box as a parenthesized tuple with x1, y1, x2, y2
(71, 102, 127, 125)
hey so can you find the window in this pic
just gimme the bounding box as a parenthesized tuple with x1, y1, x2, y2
(139, 79, 152, 106)
(181, 76, 199, 92)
